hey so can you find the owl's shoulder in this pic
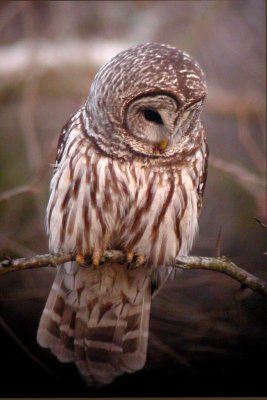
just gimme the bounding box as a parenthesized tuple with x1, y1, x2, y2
(56, 109, 84, 165)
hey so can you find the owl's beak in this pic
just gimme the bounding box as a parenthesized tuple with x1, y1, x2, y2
(158, 138, 169, 150)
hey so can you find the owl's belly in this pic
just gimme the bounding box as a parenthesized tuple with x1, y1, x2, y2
(47, 148, 199, 267)
(117, 166, 199, 266)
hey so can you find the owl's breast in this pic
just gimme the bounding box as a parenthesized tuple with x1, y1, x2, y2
(47, 130, 201, 267)
(115, 161, 200, 266)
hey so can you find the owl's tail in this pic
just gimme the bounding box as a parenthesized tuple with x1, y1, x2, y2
(37, 261, 151, 386)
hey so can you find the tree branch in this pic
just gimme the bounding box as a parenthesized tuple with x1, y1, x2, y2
(175, 256, 267, 297)
(1, 251, 266, 297)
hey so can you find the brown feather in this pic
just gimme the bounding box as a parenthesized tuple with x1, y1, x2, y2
(37, 262, 151, 385)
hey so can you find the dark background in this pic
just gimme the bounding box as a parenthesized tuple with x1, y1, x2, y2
(0, 0, 266, 397)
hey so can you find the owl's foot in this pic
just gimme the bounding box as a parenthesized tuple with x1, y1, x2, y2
(92, 251, 101, 268)
(75, 250, 102, 268)
(76, 254, 91, 267)
(135, 255, 146, 267)
(126, 250, 134, 263)
(127, 252, 146, 269)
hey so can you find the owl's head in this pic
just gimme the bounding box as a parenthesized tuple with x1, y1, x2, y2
(85, 43, 207, 161)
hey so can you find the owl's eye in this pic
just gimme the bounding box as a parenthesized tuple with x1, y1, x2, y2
(143, 109, 163, 125)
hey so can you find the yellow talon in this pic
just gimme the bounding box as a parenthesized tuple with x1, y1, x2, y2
(135, 255, 145, 267)
(76, 254, 87, 266)
(92, 249, 102, 268)
(127, 254, 146, 269)
(76, 251, 102, 268)
(127, 251, 134, 263)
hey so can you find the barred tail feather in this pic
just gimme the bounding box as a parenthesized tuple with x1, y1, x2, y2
(121, 288, 151, 372)
(37, 262, 151, 386)
(37, 262, 79, 362)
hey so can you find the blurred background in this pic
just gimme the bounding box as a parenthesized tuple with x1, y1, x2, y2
(0, 0, 266, 397)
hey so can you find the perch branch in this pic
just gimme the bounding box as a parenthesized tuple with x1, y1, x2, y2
(0, 181, 39, 203)
(175, 256, 267, 297)
(1, 251, 266, 297)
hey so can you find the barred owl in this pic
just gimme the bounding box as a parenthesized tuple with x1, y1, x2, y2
(37, 43, 208, 386)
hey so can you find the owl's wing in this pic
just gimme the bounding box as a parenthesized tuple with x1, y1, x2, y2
(197, 134, 209, 213)
(56, 110, 82, 166)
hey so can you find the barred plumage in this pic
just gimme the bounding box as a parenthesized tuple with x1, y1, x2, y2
(37, 43, 208, 386)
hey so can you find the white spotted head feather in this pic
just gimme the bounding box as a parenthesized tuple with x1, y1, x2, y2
(84, 43, 207, 161)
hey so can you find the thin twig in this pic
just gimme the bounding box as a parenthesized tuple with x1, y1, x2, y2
(209, 155, 266, 217)
(0, 316, 58, 378)
(0, 251, 266, 297)
(236, 111, 266, 174)
(254, 217, 267, 229)
(149, 331, 189, 366)
(215, 226, 222, 258)
(0, 136, 57, 204)
(209, 155, 265, 188)
(0, 182, 39, 203)
(0, 1, 29, 34)
(0, 234, 35, 257)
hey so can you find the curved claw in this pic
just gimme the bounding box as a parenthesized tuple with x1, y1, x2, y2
(76, 251, 102, 268)
(127, 253, 146, 269)
(76, 254, 89, 267)
(135, 255, 146, 267)
(126, 250, 134, 263)
(92, 247, 103, 268)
